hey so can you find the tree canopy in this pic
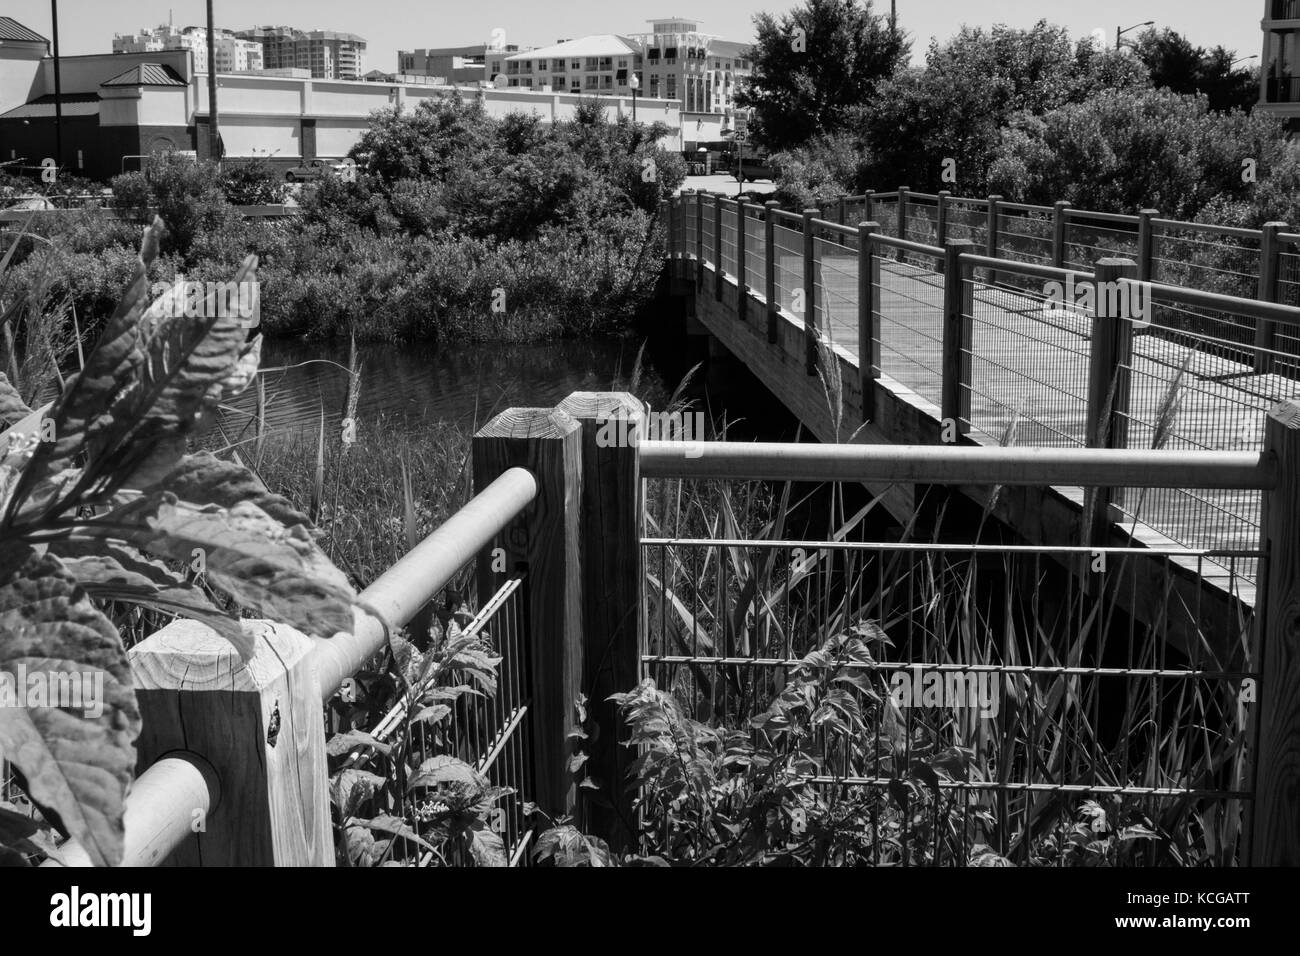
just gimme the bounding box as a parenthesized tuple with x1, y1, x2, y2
(735, 0, 909, 152)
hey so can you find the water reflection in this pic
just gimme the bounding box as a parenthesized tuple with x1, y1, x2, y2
(221, 337, 671, 437)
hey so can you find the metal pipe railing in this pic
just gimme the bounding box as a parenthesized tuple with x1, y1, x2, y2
(638, 441, 1276, 489)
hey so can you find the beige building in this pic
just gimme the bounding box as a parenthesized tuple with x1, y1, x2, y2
(1260, 0, 1300, 129)
(237, 27, 366, 81)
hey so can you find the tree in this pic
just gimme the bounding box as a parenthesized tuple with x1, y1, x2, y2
(736, 0, 908, 152)
(857, 22, 1148, 193)
(987, 87, 1297, 221)
(1133, 28, 1258, 114)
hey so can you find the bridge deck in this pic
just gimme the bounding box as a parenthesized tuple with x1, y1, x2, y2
(756, 250, 1300, 604)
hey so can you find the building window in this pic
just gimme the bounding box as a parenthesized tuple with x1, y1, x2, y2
(598, 57, 613, 70)
(571, 59, 582, 70)
(618, 58, 628, 68)
(553, 59, 565, 71)
(585, 57, 599, 70)
(585, 75, 598, 88)
(666, 76, 677, 98)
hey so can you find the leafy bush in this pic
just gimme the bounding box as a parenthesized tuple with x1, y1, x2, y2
(0, 219, 358, 866)
(219, 158, 290, 206)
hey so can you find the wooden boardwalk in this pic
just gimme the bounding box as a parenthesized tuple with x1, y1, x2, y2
(756, 249, 1300, 593)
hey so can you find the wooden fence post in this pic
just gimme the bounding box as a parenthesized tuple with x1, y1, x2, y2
(555, 392, 645, 852)
(837, 196, 847, 225)
(803, 207, 819, 374)
(736, 200, 747, 322)
(859, 221, 880, 422)
(695, 190, 704, 286)
(1052, 200, 1070, 270)
(1084, 258, 1138, 543)
(1137, 208, 1160, 283)
(1252, 399, 1300, 865)
(1255, 222, 1287, 374)
(473, 407, 584, 818)
(936, 190, 951, 251)
(131, 619, 332, 866)
(986, 195, 1003, 288)
(764, 200, 779, 344)
(714, 195, 724, 301)
(863, 189, 875, 223)
(941, 239, 976, 435)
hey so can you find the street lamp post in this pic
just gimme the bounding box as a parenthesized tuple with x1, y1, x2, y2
(629, 71, 639, 122)
(50, 0, 63, 176)
(1116, 20, 1155, 51)
(1231, 55, 1259, 68)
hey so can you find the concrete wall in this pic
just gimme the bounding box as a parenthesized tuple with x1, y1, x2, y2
(0, 48, 42, 114)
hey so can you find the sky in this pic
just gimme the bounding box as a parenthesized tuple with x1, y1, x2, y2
(15, 1, 1263, 71)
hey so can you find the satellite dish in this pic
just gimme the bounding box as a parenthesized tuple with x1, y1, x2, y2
(493, 74, 509, 89)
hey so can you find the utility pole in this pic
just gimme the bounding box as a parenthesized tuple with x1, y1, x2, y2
(50, 0, 64, 175)
(206, 0, 220, 164)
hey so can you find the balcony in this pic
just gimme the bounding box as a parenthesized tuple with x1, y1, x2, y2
(1273, 0, 1300, 20)
(1267, 75, 1300, 102)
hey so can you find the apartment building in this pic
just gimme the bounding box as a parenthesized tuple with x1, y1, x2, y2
(494, 18, 750, 123)
(499, 36, 641, 94)
(113, 24, 264, 74)
(237, 27, 367, 80)
(1260, 0, 1300, 129)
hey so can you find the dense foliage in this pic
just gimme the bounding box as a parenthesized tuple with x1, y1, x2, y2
(4, 95, 683, 345)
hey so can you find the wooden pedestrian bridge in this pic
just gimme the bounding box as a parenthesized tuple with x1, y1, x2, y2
(21, 191, 1300, 869)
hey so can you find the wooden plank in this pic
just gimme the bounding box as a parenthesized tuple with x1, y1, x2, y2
(473, 407, 584, 817)
(131, 619, 332, 866)
(555, 392, 644, 851)
(1252, 399, 1300, 864)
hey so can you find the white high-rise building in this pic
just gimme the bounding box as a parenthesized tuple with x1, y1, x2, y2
(112, 25, 264, 73)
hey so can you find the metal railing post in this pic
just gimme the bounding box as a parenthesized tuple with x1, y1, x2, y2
(941, 239, 977, 435)
(764, 200, 779, 343)
(803, 207, 819, 374)
(1255, 221, 1288, 373)
(859, 221, 880, 422)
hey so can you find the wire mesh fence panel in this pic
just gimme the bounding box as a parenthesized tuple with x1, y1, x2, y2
(875, 247, 945, 408)
(813, 228, 860, 351)
(772, 216, 804, 316)
(1271, 242, 1300, 380)
(873, 198, 901, 239)
(701, 201, 716, 271)
(965, 273, 1092, 447)
(325, 573, 537, 868)
(995, 208, 1055, 282)
(1152, 224, 1261, 310)
(719, 200, 738, 279)
(1113, 298, 1300, 575)
(902, 199, 940, 246)
(1064, 218, 1140, 273)
(638, 536, 1258, 866)
(744, 205, 767, 297)
(945, 199, 990, 247)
